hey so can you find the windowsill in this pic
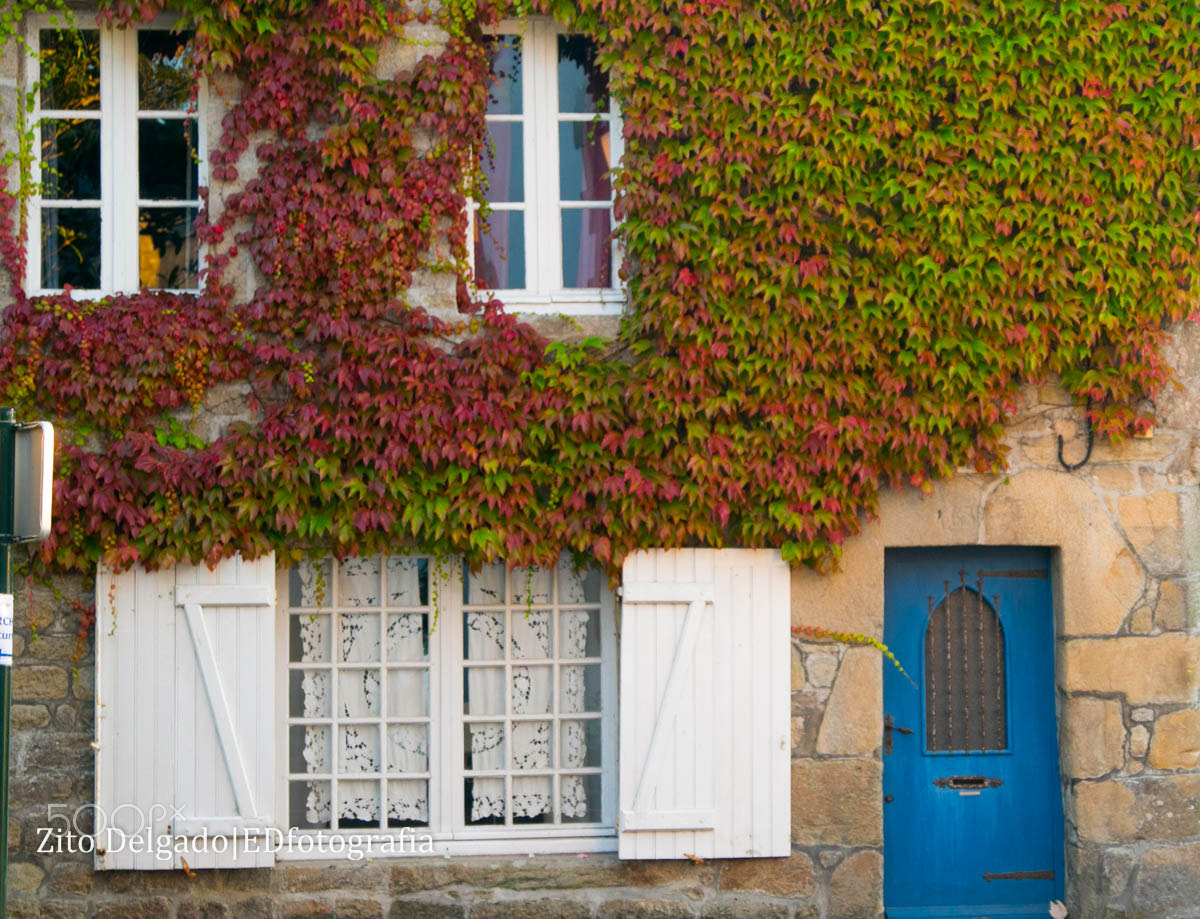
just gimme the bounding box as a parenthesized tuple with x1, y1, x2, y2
(484, 290, 626, 317)
(274, 831, 617, 861)
(29, 287, 201, 300)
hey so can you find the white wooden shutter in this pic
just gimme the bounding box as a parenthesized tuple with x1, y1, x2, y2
(618, 549, 790, 860)
(95, 554, 276, 869)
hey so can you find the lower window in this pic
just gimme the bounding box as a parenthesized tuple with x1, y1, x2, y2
(279, 553, 616, 843)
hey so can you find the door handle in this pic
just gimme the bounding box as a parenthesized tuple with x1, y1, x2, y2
(883, 714, 913, 755)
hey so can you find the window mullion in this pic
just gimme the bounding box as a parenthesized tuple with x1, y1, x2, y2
(539, 23, 562, 295)
(440, 559, 464, 836)
(109, 27, 138, 292)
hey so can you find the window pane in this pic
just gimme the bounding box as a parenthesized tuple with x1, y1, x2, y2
(558, 122, 611, 201)
(511, 565, 552, 605)
(138, 207, 198, 289)
(41, 207, 100, 289)
(289, 560, 332, 608)
(387, 724, 429, 772)
(290, 724, 330, 774)
(561, 718, 601, 768)
(387, 779, 429, 827)
(512, 665, 553, 714)
(290, 669, 331, 718)
(510, 611, 551, 659)
(138, 119, 198, 200)
(464, 560, 506, 605)
(338, 668, 380, 717)
(485, 34, 522, 115)
(339, 780, 381, 828)
(464, 723, 506, 772)
(386, 613, 429, 661)
(465, 777, 505, 824)
(558, 559, 601, 603)
(40, 119, 100, 199)
(511, 722, 551, 769)
(513, 775, 552, 823)
(474, 210, 525, 290)
(290, 780, 331, 829)
(339, 612, 381, 662)
(561, 208, 612, 288)
(560, 609, 601, 659)
(40, 30, 99, 111)
(561, 664, 602, 713)
(561, 773, 602, 822)
(386, 668, 429, 716)
(339, 557, 381, 608)
(339, 724, 380, 773)
(558, 35, 609, 113)
(463, 667, 505, 714)
(464, 611, 505, 660)
(289, 613, 331, 663)
(386, 556, 428, 606)
(138, 30, 194, 111)
(482, 122, 523, 203)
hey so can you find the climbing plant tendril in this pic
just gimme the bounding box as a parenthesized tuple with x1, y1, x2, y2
(0, 0, 1195, 612)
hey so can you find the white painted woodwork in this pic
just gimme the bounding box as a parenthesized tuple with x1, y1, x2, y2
(618, 549, 791, 860)
(95, 554, 275, 870)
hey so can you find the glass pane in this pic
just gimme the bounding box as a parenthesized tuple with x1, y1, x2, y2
(138, 206, 198, 289)
(561, 663, 602, 713)
(138, 119, 198, 199)
(512, 775, 552, 823)
(463, 667, 505, 715)
(339, 613, 381, 662)
(464, 723, 505, 771)
(339, 780, 380, 828)
(511, 721, 551, 769)
(560, 609, 601, 659)
(474, 209, 525, 290)
(511, 611, 551, 659)
(558, 122, 611, 201)
(289, 560, 332, 608)
(339, 557, 381, 607)
(138, 30, 193, 111)
(561, 718, 601, 767)
(387, 613, 429, 661)
(558, 558, 601, 603)
(386, 556, 428, 606)
(289, 614, 331, 663)
(561, 773, 602, 822)
(290, 724, 330, 774)
(511, 665, 553, 714)
(290, 780, 331, 829)
(463, 560, 506, 605)
(339, 724, 380, 773)
(338, 668, 380, 717)
(40, 119, 100, 199)
(485, 34, 522, 115)
(561, 208, 612, 288)
(482, 122, 523, 203)
(41, 207, 100, 289)
(289, 669, 331, 718)
(466, 776, 505, 824)
(387, 724, 429, 772)
(511, 565, 552, 605)
(386, 667, 429, 717)
(463, 611, 505, 660)
(557, 35, 609, 113)
(387, 779, 429, 827)
(40, 30, 100, 111)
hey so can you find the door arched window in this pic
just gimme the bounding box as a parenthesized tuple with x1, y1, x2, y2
(924, 585, 1006, 752)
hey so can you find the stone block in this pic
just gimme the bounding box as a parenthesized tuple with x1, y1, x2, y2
(10, 704, 50, 729)
(43, 861, 92, 895)
(390, 854, 655, 893)
(1118, 492, 1184, 574)
(1131, 708, 1155, 722)
(804, 652, 839, 689)
(791, 531, 884, 639)
(816, 648, 882, 756)
(1061, 635, 1200, 703)
(597, 901, 697, 919)
(790, 691, 824, 756)
(1090, 466, 1136, 492)
(700, 900, 790, 919)
(828, 849, 883, 919)
(176, 903, 232, 919)
(12, 665, 69, 700)
(983, 470, 1143, 634)
(7, 899, 88, 919)
(387, 904, 465, 919)
(279, 900, 335, 919)
(281, 862, 388, 893)
(1074, 775, 1200, 843)
(791, 644, 805, 691)
(332, 899, 384, 919)
(1062, 697, 1125, 777)
(791, 759, 882, 846)
(1156, 580, 1189, 631)
(472, 901, 592, 919)
(718, 853, 816, 897)
(7, 861, 43, 894)
(1129, 606, 1153, 633)
(1147, 709, 1200, 771)
(1133, 844, 1200, 915)
(1129, 725, 1150, 759)
(94, 898, 172, 919)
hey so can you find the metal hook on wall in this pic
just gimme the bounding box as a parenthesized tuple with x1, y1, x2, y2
(1057, 400, 1094, 471)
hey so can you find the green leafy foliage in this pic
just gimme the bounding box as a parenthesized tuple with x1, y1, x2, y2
(0, 0, 1195, 586)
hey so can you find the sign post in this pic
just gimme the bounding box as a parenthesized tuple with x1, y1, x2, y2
(0, 407, 54, 916)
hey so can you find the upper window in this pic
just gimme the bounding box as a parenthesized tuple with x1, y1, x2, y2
(29, 22, 203, 294)
(473, 20, 623, 315)
(280, 553, 617, 842)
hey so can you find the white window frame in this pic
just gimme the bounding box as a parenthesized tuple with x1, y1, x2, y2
(471, 18, 625, 317)
(25, 14, 207, 297)
(274, 556, 619, 859)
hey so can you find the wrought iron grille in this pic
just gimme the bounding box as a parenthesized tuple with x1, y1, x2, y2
(924, 574, 1007, 752)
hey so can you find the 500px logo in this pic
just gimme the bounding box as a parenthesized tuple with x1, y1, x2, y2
(37, 804, 436, 862)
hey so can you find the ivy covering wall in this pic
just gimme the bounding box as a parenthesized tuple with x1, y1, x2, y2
(0, 0, 1197, 583)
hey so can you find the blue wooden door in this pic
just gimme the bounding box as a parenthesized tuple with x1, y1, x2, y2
(883, 547, 1064, 918)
